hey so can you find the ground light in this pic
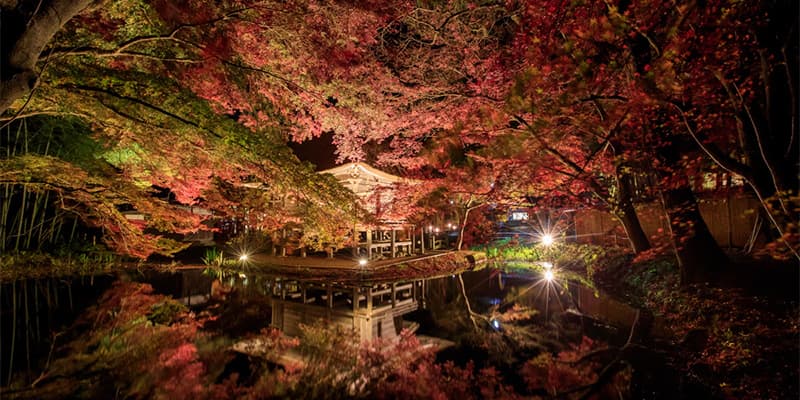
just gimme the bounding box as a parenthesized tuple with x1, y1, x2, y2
(540, 233, 554, 246)
(358, 258, 368, 266)
(544, 270, 555, 282)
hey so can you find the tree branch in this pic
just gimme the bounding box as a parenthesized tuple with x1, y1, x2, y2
(1, 0, 94, 114)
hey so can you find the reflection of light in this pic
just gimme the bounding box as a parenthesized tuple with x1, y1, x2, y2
(239, 273, 247, 278)
(434, 228, 439, 233)
(239, 254, 249, 261)
(542, 261, 553, 270)
(541, 234, 554, 246)
(544, 270, 555, 282)
(491, 319, 501, 329)
(428, 225, 433, 231)
(358, 258, 368, 266)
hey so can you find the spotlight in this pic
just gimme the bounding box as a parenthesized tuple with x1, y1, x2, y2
(542, 261, 553, 270)
(239, 254, 249, 262)
(491, 319, 501, 330)
(541, 234, 554, 246)
(544, 270, 555, 282)
(358, 258, 368, 266)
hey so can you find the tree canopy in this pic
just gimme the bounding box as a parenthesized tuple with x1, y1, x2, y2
(0, 0, 796, 262)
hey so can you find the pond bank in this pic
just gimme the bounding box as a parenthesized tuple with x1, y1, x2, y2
(590, 252, 799, 399)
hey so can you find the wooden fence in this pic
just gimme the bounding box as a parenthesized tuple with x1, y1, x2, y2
(574, 196, 762, 248)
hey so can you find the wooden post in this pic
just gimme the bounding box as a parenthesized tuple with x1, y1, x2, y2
(410, 225, 415, 254)
(366, 287, 373, 314)
(366, 228, 373, 259)
(391, 229, 396, 258)
(353, 287, 359, 313)
(391, 283, 396, 308)
(420, 227, 425, 254)
(327, 286, 333, 308)
(353, 226, 358, 257)
(301, 283, 307, 303)
(420, 280, 426, 307)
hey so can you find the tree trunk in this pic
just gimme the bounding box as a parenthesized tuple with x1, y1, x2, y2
(457, 207, 470, 251)
(1, 0, 94, 114)
(613, 169, 651, 253)
(661, 184, 728, 285)
(615, 205, 651, 254)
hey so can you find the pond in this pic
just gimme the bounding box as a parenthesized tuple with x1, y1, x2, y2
(0, 264, 712, 399)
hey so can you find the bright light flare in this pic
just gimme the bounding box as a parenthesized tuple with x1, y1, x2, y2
(358, 258, 368, 266)
(239, 254, 249, 262)
(542, 261, 553, 270)
(544, 270, 555, 282)
(540, 234, 554, 246)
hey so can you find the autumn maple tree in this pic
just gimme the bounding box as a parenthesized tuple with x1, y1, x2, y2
(1, 0, 796, 269)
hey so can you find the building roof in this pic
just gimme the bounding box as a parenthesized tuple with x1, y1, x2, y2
(319, 162, 409, 197)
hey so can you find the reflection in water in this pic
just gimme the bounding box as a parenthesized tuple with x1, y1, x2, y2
(0, 275, 116, 384)
(0, 266, 649, 374)
(1, 265, 676, 398)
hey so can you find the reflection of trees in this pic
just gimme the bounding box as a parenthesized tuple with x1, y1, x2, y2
(457, 274, 489, 329)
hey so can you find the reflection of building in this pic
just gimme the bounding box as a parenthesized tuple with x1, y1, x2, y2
(320, 163, 424, 259)
(270, 277, 428, 342)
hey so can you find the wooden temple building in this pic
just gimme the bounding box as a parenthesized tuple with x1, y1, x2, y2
(319, 162, 432, 260)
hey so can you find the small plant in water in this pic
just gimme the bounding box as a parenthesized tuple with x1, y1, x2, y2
(202, 248, 227, 279)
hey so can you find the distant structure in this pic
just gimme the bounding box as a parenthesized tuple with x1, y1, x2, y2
(319, 162, 422, 259)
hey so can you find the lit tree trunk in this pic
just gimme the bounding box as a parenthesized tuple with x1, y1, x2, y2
(1, 0, 94, 114)
(457, 206, 470, 251)
(457, 199, 485, 251)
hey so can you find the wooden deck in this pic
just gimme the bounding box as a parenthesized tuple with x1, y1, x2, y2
(244, 250, 485, 284)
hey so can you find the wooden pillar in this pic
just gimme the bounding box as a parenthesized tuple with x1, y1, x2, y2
(366, 228, 373, 259)
(327, 286, 333, 308)
(420, 227, 425, 254)
(410, 225, 415, 254)
(366, 287, 373, 314)
(391, 229, 396, 258)
(391, 283, 396, 308)
(352, 226, 359, 257)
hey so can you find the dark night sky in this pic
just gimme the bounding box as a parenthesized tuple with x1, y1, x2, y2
(288, 131, 339, 171)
